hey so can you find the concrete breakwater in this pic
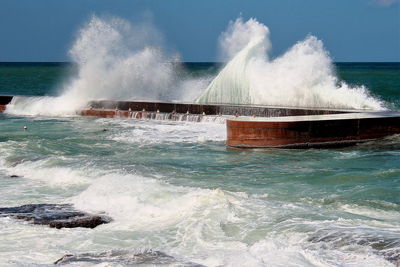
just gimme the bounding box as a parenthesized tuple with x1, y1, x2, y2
(227, 112, 400, 148)
(80, 100, 352, 123)
(0, 96, 353, 117)
(0, 95, 12, 112)
(85, 99, 349, 117)
(2, 95, 400, 148)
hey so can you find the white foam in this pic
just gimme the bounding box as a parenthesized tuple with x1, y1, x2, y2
(197, 18, 385, 110)
(67, 169, 396, 266)
(0, 140, 91, 187)
(340, 203, 400, 222)
(6, 16, 386, 117)
(6, 16, 204, 117)
(1, 158, 397, 266)
(71, 173, 242, 230)
(0, 158, 91, 187)
(107, 119, 226, 145)
(5, 96, 80, 116)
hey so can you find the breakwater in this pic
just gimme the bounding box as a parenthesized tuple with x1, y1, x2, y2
(227, 112, 400, 148)
(85, 99, 350, 117)
(0, 95, 12, 112)
(2, 95, 400, 148)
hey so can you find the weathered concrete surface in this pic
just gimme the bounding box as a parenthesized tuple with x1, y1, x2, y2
(81, 109, 205, 121)
(0, 95, 13, 113)
(0, 95, 13, 105)
(227, 112, 400, 148)
(86, 100, 350, 117)
(81, 109, 120, 118)
(0, 95, 351, 117)
(0, 204, 111, 229)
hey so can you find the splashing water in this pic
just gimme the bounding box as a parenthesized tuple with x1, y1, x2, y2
(65, 16, 177, 101)
(5, 16, 386, 117)
(197, 18, 385, 110)
(6, 16, 189, 116)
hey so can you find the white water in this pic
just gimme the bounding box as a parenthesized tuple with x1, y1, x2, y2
(6, 16, 205, 117)
(5, 16, 386, 117)
(1, 117, 399, 266)
(197, 18, 385, 110)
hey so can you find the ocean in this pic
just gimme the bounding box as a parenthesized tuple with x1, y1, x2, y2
(0, 62, 399, 266)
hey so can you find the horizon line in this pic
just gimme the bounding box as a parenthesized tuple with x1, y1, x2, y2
(0, 61, 399, 64)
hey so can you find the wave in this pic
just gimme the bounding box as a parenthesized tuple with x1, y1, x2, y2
(6, 16, 203, 116)
(197, 18, 385, 110)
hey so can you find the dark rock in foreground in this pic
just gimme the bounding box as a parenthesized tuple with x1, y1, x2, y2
(48, 215, 107, 229)
(0, 204, 111, 229)
(54, 249, 205, 266)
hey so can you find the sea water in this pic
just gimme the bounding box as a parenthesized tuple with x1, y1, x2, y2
(0, 15, 400, 267)
(0, 62, 399, 266)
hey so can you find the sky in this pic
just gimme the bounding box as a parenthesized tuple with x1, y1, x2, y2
(0, 0, 399, 62)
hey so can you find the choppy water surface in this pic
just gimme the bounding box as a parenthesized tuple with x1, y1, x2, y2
(1, 13, 400, 266)
(0, 113, 399, 266)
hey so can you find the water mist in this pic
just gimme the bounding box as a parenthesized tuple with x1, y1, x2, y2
(6, 16, 182, 116)
(197, 18, 385, 110)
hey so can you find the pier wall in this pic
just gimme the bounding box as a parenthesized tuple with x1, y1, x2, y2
(1, 96, 350, 117)
(227, 115, 400, 148)
(87, 100, 350, 117)
(80, 109, 205, 122)
(3, 95, 399, 149)
(0, 95, 13, 112)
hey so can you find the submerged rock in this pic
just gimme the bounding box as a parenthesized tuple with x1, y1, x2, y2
(308, 230, 400, 264)
(0, 204, 110, 229)
(54, 249, 205, 266)
(48, 216, 107, 229)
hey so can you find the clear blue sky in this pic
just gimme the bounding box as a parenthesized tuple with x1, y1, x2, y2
(0, 0, 399, 62)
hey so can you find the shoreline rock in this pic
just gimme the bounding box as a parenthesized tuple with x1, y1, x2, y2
(0, 204, 111, 229)
(54, 249, 205, 266)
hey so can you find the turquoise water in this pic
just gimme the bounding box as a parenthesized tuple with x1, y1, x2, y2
(0, 63, 399, 266)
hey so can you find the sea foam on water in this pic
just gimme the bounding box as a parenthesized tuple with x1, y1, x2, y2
(0, 114, 398, 266)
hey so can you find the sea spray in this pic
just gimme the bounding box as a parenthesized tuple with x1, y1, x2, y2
(197, 18, 385, 110)
(218, 18, 271, 62)
(197, 18, 269, 104)
(6, 16, 201, 116)
(65, 16, 176, 102)
(5, 16, 386, 117)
